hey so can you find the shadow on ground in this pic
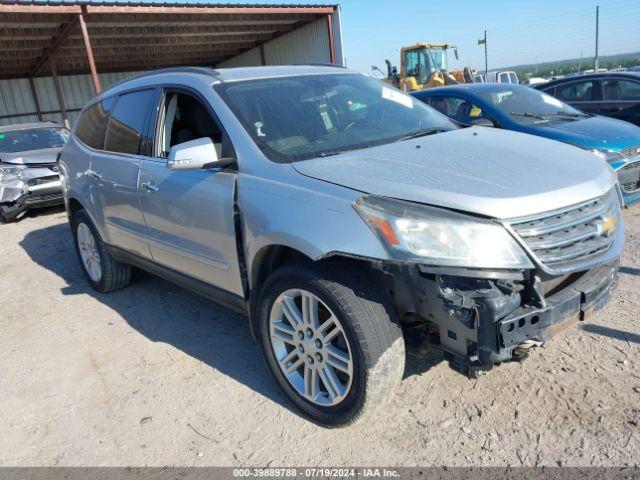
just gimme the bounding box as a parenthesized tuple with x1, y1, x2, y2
(20, 222, 440, 417)
(620, 266, 640, 277)
(581, 324, 640, 345)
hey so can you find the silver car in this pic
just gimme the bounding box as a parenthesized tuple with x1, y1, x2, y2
(0, 122, 68, 222)
(59, 66, 623, 426)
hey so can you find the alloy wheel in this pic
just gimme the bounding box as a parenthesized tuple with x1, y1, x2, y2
(269, 289, 354, 406)
(77, 222, 102, 282)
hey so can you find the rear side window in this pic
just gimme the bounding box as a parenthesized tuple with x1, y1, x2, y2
(104, 89, 155, 155)
(75, 97, 116, 149)
(555, 81, 594, 102)
(602, 79, 640, 101)
(498, 72, 510, 83)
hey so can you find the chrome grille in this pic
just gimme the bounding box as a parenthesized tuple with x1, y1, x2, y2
(621, 145, 640, 158)
(618, 162, 640, 193)
(508, 190, 619, 271)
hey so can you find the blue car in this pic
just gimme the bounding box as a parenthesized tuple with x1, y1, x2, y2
(411, 83, 640, 205)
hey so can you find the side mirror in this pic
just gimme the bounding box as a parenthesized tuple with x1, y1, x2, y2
(470, 118, 495, 127)
(454, 48, 459, 61)
(166, 137, 234, 171)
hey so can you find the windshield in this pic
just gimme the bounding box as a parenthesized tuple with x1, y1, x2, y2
(215, 73, 455, 162)
(0, 127, 69, 153)
(427, 48, 446, 72)
(477, 87, 584, 124)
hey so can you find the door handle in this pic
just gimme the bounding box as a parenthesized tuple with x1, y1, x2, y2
(141, 181, 159, 193)
(86, 169, 102, 180)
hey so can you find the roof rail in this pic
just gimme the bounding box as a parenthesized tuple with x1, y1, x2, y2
(101, 66, 219, 94)
(293, 62, 347, 68)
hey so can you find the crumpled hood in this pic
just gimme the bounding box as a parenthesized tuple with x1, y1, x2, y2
(292, 127, 617, 219)
(0, 147, 61, 165)
(535, 115, 640, 150)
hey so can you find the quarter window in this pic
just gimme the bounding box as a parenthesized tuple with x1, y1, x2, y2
(554, 81, 594, 102)
(602, 79, 640, 101)
(75, 97, 116, 150)
(104, 89, 154, 155)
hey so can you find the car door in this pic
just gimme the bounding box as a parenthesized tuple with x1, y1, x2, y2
(600, 77, 640, 126)
(549, 79, 600, 114)
(89, 89, 156, 258)
(137, 88, 244, 296)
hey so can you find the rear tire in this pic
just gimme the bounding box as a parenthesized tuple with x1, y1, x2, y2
(71, 209, 131, 293)
(256, 262, 405, 427)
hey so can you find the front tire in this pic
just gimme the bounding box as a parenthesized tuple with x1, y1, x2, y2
(257, 263, 405, 427)
(71, 209, 131, 293)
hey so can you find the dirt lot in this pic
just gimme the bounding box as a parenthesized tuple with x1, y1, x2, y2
(1, 204, 639, 467)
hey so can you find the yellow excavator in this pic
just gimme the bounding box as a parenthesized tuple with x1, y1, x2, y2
(375, 43, 476, 91)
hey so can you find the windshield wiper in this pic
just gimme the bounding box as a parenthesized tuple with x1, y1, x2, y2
(509, 111, 548, 121)
(318, 149, 348, 157)
(398, 127, 450, 141)
(547, 111, 591, 119)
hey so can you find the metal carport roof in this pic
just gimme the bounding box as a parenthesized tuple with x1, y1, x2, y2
(0, 1, 338, 91)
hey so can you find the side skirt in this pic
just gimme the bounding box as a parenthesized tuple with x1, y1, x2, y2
(107, 245, 249, 317)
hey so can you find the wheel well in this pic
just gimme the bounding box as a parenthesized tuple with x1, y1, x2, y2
(247, 245, 384, 339)
(250, 245, 312, 293)
(67, 197, 84, 218)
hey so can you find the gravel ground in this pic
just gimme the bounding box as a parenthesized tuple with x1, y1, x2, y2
(0, 204, 639, 467)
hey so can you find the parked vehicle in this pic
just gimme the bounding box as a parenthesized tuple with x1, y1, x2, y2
(60, 66, 623, 426)
(485, 70, 519, 84)
(411, 83, 640, 205)
(537, 72, 640, 126)
(0, 122, 69, 222)
(522, 77, 548, 87)
(378, 43, 476, 91)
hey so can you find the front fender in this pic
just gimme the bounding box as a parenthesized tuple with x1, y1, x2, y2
(237, 172, 389, 286)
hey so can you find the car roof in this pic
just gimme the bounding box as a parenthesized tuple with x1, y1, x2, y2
(540, 71, 640, 89)
(98, 64, 352, 100)
(0, 121, 63, 132)
(411, 83, 528, 96)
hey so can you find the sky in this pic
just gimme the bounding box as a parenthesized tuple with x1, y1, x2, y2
(337, 0, 640, 74)
(80, 0, 640, 75)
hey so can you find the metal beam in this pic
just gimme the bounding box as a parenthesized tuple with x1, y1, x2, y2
(69, 23, 294, 39)
(0, 5, 82, 14)
(28, 16, 79, 78)
(0, 107, 81, 121)
(50, 58, 70, 129)
(84, 5, 334, 15)
(326, 14, 335, 64)
(28, 77, 43, 121)
(78, 11, 100, 93)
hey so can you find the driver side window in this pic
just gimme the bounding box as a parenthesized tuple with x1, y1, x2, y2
(158, 91, 223, 159)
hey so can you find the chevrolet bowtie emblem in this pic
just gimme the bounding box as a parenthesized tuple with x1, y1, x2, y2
(596, 214, 617, 238)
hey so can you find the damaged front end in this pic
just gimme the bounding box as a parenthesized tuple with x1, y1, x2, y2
(0, 163, 62, 221)
(353, 189, 624, 377)
(383, 260, 619, 377)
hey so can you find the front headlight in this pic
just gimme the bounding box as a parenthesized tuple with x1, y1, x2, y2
(354, 196, 533, 269)
(0, 164, 27, 176)
(591, 148, 624, 164)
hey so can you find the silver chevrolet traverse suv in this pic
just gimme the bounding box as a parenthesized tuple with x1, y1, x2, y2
(60, 66, 624, 426)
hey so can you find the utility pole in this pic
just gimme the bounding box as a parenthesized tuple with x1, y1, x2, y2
(594, 5, 600, 71)
(484, 30, 488, 76)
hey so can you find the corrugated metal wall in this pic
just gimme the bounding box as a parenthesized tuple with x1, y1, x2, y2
(218, 15, 343, 68)
(1, 12, 343, 127)
(0, 71, 141, 127)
